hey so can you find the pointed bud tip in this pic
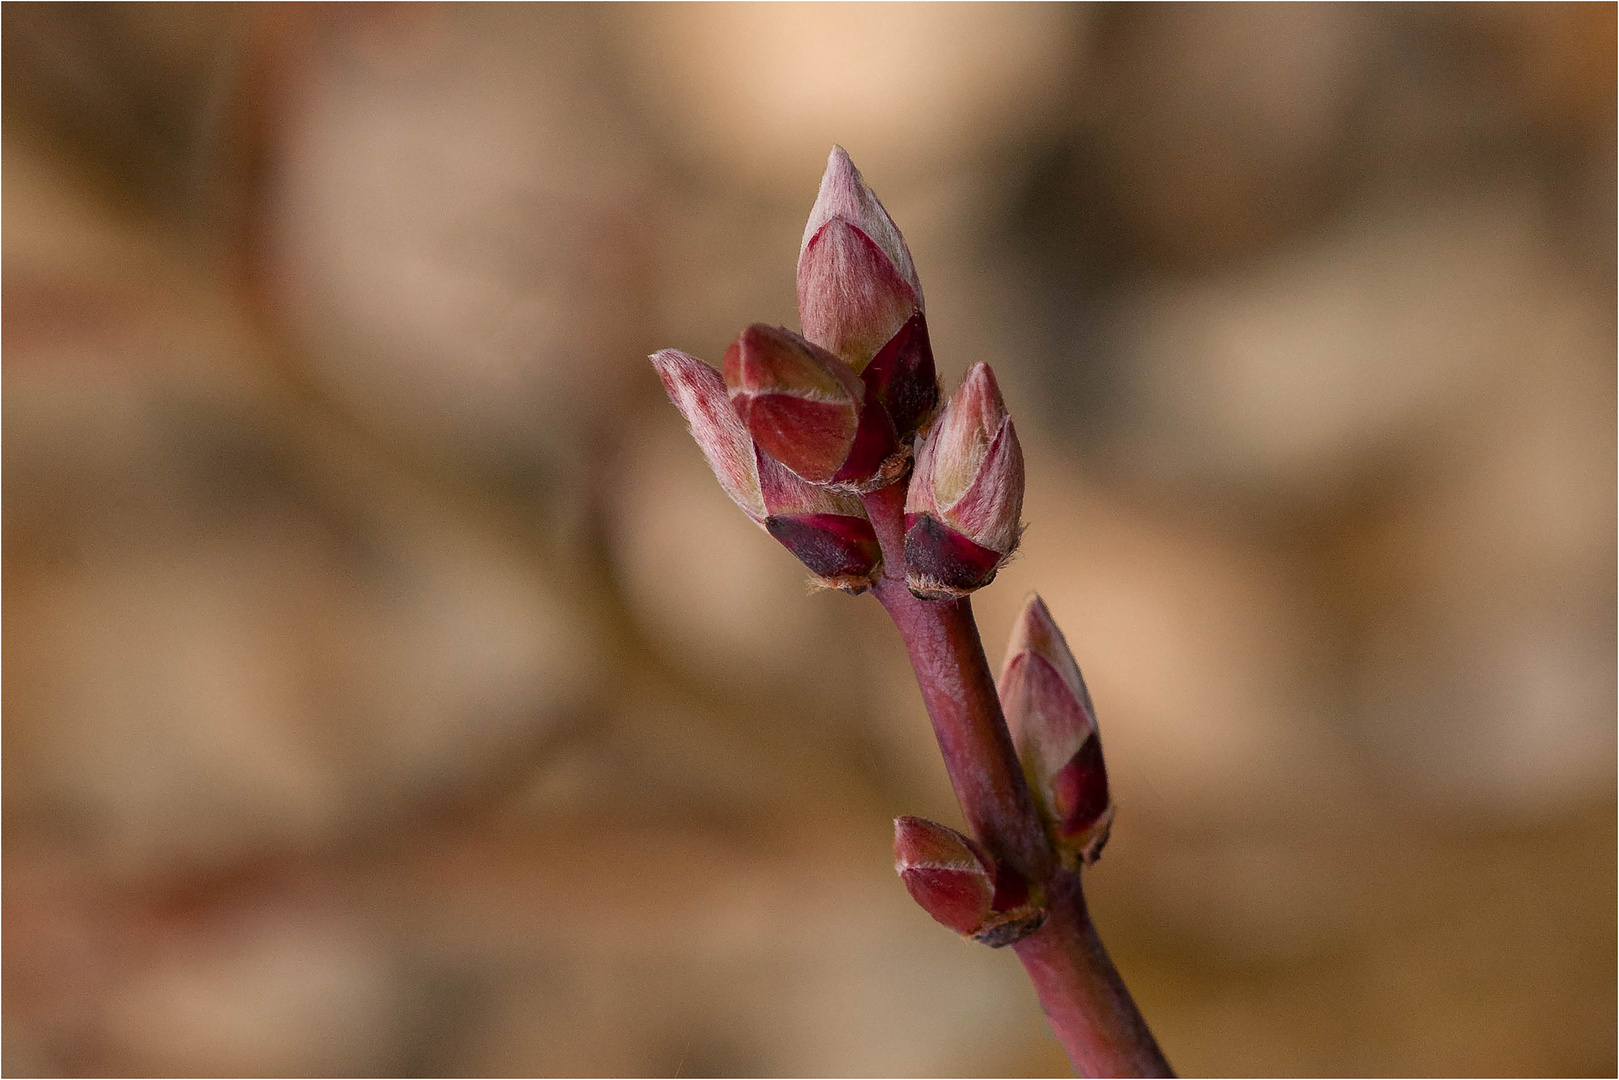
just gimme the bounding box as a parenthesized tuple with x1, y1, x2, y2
(1005, 592, 1057, 660)
(803, 145, 869, 251)
(958, 363, 1008, 428)
(893, 815, 986, 868)
(893, 817, 995, 936)
(1002, 593, 1089, 710)
(798, 148, 923, 371)
(650, 347, 705, 389)
(652, 348, 767, 523)
(999, 598, 1112, 868)
(825, 144, 857, 192)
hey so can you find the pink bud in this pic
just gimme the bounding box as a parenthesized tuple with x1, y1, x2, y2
(799, 146, 922, 369)
(903, 364, 1024, 600)
(653, 348, 767, 521)
(798, 148, 939, 439)
(997, 595, 1114, 866)
(893, 816, 1046, 947)
(893, 815, 993, 934)
(723, 324, 898, 490)
(653, 349, 880, 591)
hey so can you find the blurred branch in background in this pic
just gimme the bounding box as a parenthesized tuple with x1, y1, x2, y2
(3, 4, 1613, 1076)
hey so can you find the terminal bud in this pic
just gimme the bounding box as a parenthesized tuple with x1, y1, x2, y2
(798, 147, 938, 439)
(799, 146, 923, 371)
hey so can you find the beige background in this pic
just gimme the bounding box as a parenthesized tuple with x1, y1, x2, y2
(4, 4, 1614, 1075)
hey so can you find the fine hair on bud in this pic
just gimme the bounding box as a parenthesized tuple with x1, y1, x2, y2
(998, 595, 1114, 866)
(799, 147, 923, 371)
(722, 323, 900, 492)
(893, 816, 1046, 947)
(798, 148, 939, 441)
(653, 348, 880, 592)
(903, 363, 1024, 600)
(653, 349, 768, 521)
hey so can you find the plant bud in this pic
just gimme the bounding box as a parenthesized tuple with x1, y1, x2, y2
(798, 147, 939, 438)
(998, 595, 1114, 866)
(799, 146, 922, 371)
(893, 816, 1045, 948)
(903, 363, 1024, 600)
(653, 349, 880, 591)
(723, 323, 898, 490)
(756, 448, 881, 591)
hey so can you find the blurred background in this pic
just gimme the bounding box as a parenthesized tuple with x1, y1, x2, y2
(3, 3, 1614, 1075)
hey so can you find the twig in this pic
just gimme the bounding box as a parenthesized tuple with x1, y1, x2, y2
(654, 145, 1173, 1077)
(863, 481, 1171, 1077)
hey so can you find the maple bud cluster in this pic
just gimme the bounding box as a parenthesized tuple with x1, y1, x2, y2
(650, 150, 1162, 1070)
(654, 147, 1022, 597)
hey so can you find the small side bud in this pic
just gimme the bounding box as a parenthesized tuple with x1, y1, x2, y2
(652, 349, 879, 592)
(998, 595, 1114, 866)
(723, 323, 898, 491)
(798, 148, 939, 439)
(903, 364, 1024, 600)
(893, 816, 1046, 948)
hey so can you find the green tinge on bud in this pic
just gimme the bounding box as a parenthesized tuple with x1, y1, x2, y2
(723, 323, 899, 491)
(903, 363, 1024, 600)
(652, 349, 880, 592)
(997, 595, 1114, 866)
(893, 816, 1046, 948)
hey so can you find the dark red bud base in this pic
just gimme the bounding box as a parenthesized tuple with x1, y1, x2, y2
(765, 513, 881, 591)
(1054, 733, 1112, 848)
(903, 513, 1005, 599)
(863, 313, 938, 440)
(971, 860, 1047, 949)
(990, 859, 1030, 912)
(973, 906, 1049, 949)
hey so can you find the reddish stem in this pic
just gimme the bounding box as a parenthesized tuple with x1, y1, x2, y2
(861, 480, 1171, 1078)
(1015, 871, 1173, 1077)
